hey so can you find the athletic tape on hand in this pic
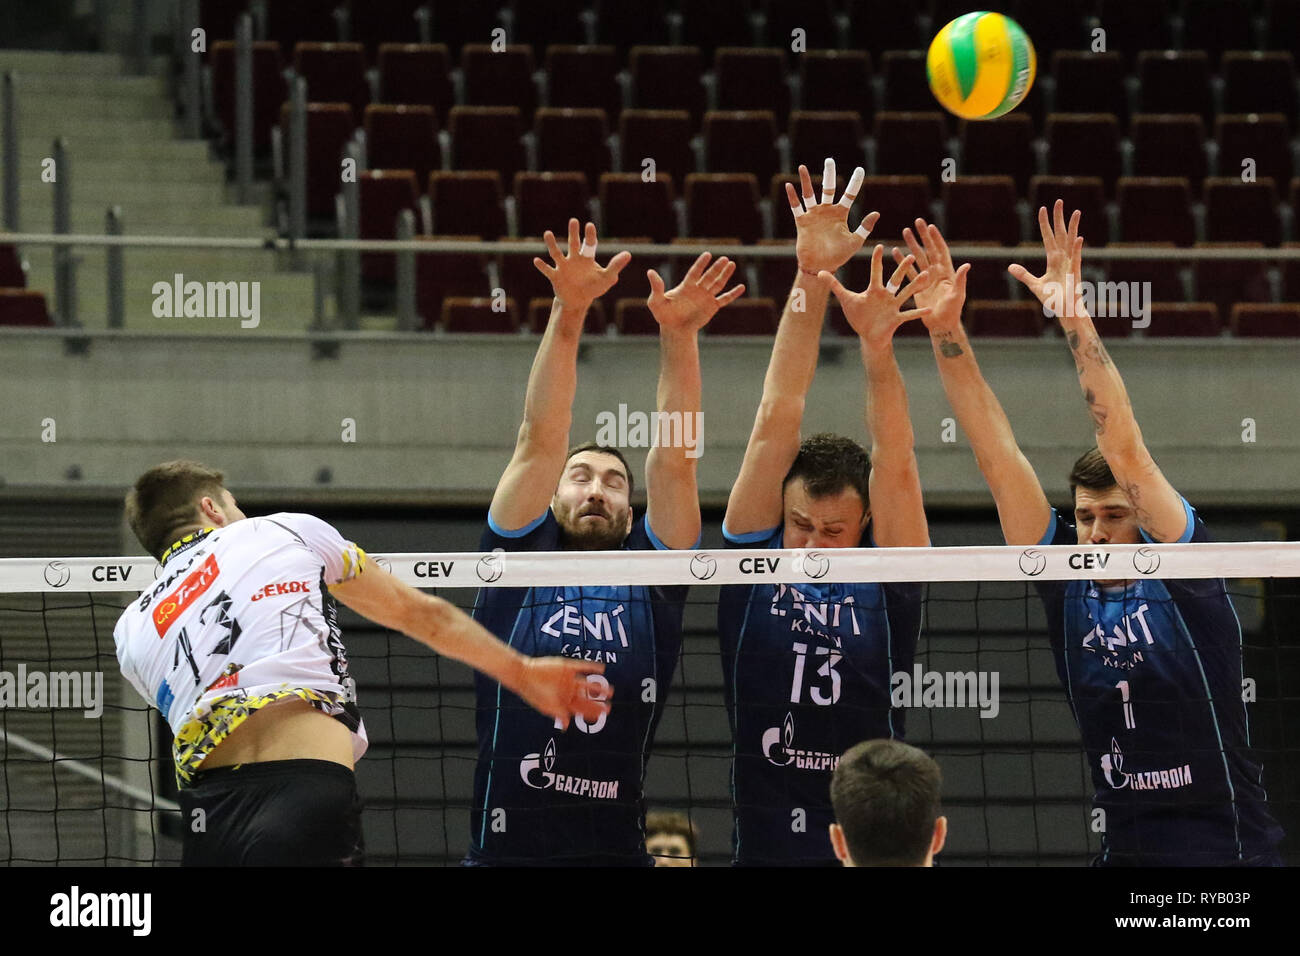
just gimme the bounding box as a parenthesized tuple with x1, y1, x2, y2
(885, 280, 899, 294)
(838, 166, 865, 208)
(854, 222, 871, 239)
(579, 238, 596, 258)
(820, 158, 836, 204)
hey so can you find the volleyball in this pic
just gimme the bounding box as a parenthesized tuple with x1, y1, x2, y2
(926, 11, 1037, 119)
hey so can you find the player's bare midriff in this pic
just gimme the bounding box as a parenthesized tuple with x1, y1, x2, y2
(201, 697, 354, 770)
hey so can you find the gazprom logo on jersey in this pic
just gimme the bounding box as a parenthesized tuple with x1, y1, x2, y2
(1101, 738, 1192, 791)
(519, 738, 620, 799)
(762, 713, 840, 771)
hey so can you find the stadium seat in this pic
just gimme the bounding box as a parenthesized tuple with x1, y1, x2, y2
(704, 298, 779, 335)
(210, 41, 286, 153)
(1051, 52, 1127, 126)
(630, 47, 706, 126)
(880, 51, 939, 114)
(1193, 242, 1271, 315)
(704, 111, 780, 183)
(942, 177, 1021, 246)
(619, 110, 694, 185)
(350, 1, 426, 55)
(788, 112, 868, 179)
(1203, 178, 1282, 246)
(615, 299, 661, 335)
(1215, 115, 1292, 190)
(678, 0, 759, 56)
(604, 236, 658, 302)
(0, 289, 50, 326)
(959, 115, 1034, 192)
(763, 0, 840, 50)
(364, 105, 441, 191)
(957, 242, 1018, 301)
(874, 113, 948, 188)
(462, 44, 537, 120)
(1028, 176, 1107, 244)
(424, 0, 504, 58)
(1230, 303, 1300, 336)
(448, 106, 525, 182)
(527, 297, 609, 335)
(510, 0, 590, 56)
(359, 170, 420, 283)
(1221, 53, 1298, 126)
(1137, 51, 1212, 125)
(535, 108, 611, 187)
(715, 48, 790, 123)
(857, 175, 933, 243)
(755, 237, 797, 297)
(1117, 177, 1195, 246)
(267, 0, 340, 51)
(515, 172, 591, 239)
(414, 235, 491, 329)
(441, 297, 520, 334)
(1181, 1, 1256, 64)
(1143, 303, 1222, 337)
(498, 239, 562, 308)
(1130, 114, 1207, 187)
(1046, 114, 1122, 195)
(844, 1, 923, 56)
(799, 50, 874, 119)
(281, 102, 356, 221)
(294, 43, 369, 119)
(428, 171, 506, 239)
(685, 174, 763, 244)
(377, 44, 454, 119)
(592, 0, 674, 54)
(0, 244, 23, 287)
(546, 46, 623, 121)
(600, 174, 678, 243)
(1104, 242, 1185, 303)
(1094, 0, 1174, 63)
(965, 301, 1044, 337)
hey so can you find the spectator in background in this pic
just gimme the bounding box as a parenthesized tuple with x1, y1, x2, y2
(829, 739, 946, 867)
(646, 810, 699, 867)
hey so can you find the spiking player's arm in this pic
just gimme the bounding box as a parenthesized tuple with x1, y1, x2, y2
(329, 564, 609, 730)
(820, 245, 933, 547)
(644, 252, 746, 549)
(1009, 201, 1187, 542)
(489, 219, 631, 532)
(894, 220, 1052, 546)
(724, 159, 879, 536)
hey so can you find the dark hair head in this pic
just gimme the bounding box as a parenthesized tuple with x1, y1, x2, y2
(125, 460, 227, 561)
(1068, 446, 1118, 500)
(782, 433, 871, 508)
(831, 738, 942, 866)
(644, 810, 698, 855)
(564, 441, 634, 497)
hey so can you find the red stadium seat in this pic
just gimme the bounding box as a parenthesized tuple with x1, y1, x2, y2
(546, 46, 623, 121)
(619, 110, 694, 186)
(0, 289, 51, 326)
(959, 115, 1034, 192)
(874, 112, 948, 188)
(415, 235, 491, 329)
(615, 299, 661, 335)
(630, 47, 706, 126)
(499, 238, 561, 309)
(799, 50, 874, 120)
(442, 297, 520, 333)
(1230, 303, 1300, 336)
(462, 44, 537, 121)
(527, 297, 609, 335)
(428, 171, 506, 239)
(600, 173, 678, 243)
(364, 105, 441, 191)
(942, 176, 1020, 246)
(1143, 303, 1222, 338)
(704, 298, 778, 335)
(0, 243, 26, 287)
(210, 41, 286, 153)
(1221, 53, 1298, 127)
(755, 237, 796, 298)
(1215, 115, 1292, 192)
(514, 172, 591, 239)
(1137, 51, 1212, 125)
(857, 175, 933, 243)
(358, 170, 419, 282)
(604, 236, 659, 303)
(377, 44, 453, 118)
(880, 51, 939, 115)
(788, 112, 867, 180)
(1046, 114, 1122, 196)
(704, 111, 780, 183)
(448, 106, 525, 182)
(965, 300, 1045, 337)
(280, 102, 356, 221)
(1130, 115, 1206, 188)
(1203, 178, 1282, 246)
(1051, 52, 1127, 127)
(535, 108, 611, 187)
(294, 43, 369, 119)
(715, 48, 790, 123)
(1117, 177, 1195, 246)
(685, 174, 762, 244)
(1028, 176, 1108, 244)
(1182, 1, 1256, 64)
(1103, 242, 1185, 303)
(1193, 242, 1271, 315)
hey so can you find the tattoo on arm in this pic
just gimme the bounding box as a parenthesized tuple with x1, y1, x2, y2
(1084, 386, 1108, 434)
(1118, 478, 1155, 530)
(1066, 330, 1080, 350)
(937, 333, 964, 358)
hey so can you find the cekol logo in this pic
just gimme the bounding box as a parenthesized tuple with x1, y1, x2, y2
(761, 712, 840, 772)
(519, 737, 620, 800)
(153, 553, 219, 637)
(250, 580, 312, 602)
(1100, 738, 1192, 791)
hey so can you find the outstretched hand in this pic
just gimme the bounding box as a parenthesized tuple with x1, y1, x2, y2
(788, 158, 880, 275)
(647, 251, 746, 333)
(1008, 199, 1084, 319)
(533, 219, 632, 309)
(513, 657, 612, 731)
(891, 218, 970, 335)
(820, 244, 932, 349)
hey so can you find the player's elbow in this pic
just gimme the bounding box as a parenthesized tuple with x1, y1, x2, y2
(754, 396, 804, 436)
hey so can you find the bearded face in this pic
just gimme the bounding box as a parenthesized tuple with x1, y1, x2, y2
(552, 451, 633, 551)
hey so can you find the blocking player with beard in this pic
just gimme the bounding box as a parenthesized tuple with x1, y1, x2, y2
(465, 218, 745, 865)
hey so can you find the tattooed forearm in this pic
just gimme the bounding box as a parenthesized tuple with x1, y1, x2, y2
(1118, 479, 1155, 529)
(937, 332, 964, 358)
(1066, 330, 1080, 350)
(1084, 386, 1108, 434)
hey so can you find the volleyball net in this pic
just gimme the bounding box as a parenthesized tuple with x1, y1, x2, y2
(1, 540, 1297, 866)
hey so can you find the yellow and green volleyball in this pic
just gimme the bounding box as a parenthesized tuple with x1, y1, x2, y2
(926, 11, 1037, 120)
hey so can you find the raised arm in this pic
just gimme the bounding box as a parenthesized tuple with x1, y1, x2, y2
(821, 245, 932, 547)
(329, 566, 608, 729)
(488, 220, 630, 532)
(724, 159, 880, 536)
(1009, 201, 1187, 541)
(644, 253, 746, 548)
(894, 220, 1051, 546)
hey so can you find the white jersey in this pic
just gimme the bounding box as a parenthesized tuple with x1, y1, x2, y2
(113, 513, 369, 782)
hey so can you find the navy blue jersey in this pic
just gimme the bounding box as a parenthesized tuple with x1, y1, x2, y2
(466, 510, 686, 865)
(1035, 498, 1283, 865)
(718, 524, 923, 865)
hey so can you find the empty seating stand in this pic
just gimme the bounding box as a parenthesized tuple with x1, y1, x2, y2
(441, 296, 521, 333)
(428, 171, 507, 239)
(415, 235, 491, 329)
